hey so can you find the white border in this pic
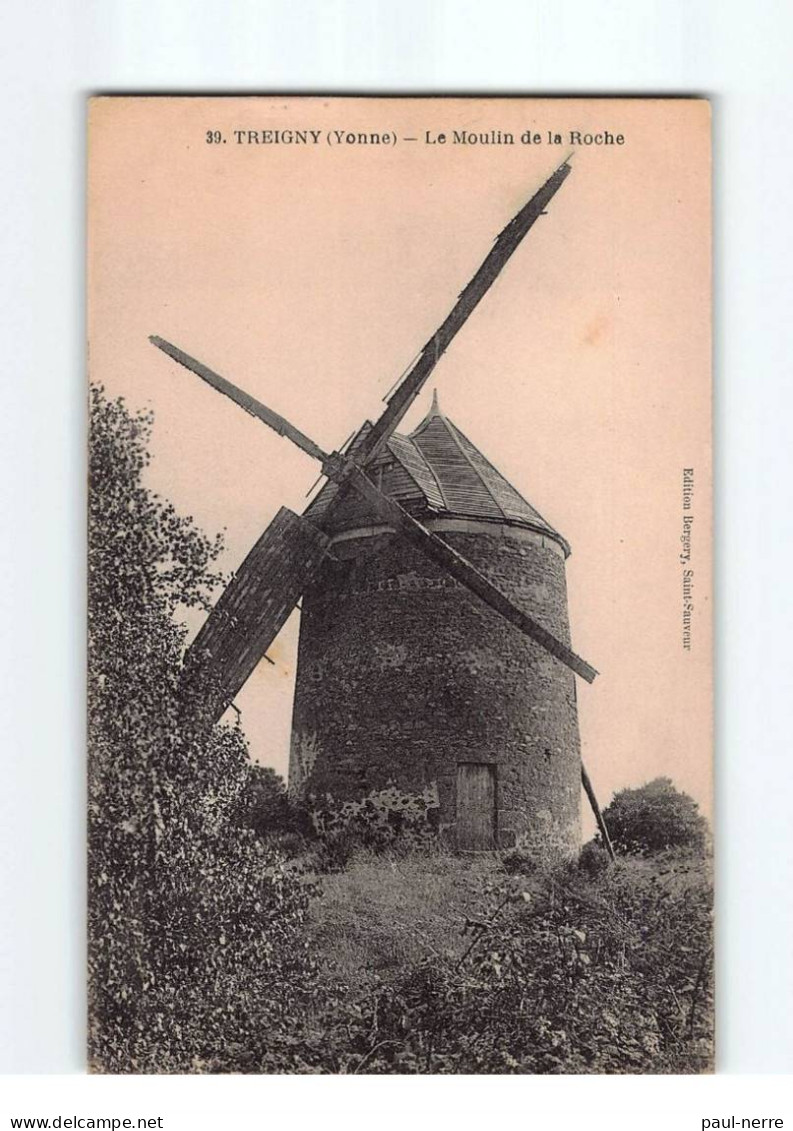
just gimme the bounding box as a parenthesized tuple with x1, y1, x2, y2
(2, 0, 792, 1092)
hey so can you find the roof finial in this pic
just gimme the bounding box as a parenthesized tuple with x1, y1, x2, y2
(431, 388, 441, 416)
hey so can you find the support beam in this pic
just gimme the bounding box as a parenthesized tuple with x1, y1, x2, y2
(581, 764, 615, 861)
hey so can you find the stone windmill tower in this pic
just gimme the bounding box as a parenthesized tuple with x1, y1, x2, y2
(291, 394, 581, 852)
(150, 157, 613, 857)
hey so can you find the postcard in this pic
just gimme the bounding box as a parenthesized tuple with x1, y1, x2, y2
(87, 96, 712, 1073)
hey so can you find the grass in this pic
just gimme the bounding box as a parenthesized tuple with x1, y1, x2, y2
(306, 847, 540, 988)
(280, 832, 714, 1075)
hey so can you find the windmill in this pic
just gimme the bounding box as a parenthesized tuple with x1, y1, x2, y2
(150, 156, 614, 857)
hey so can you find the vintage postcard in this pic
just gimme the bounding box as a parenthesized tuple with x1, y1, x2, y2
(87, 96, 712, 1073)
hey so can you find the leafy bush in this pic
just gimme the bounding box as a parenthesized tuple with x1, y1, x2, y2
(500, 849, 539, 876)
(601, 778, 709, 857)
(88, 385, 317, 1072)
(234, 764, 311, 843)
(307, 785, 441, 870)
(578, 840, 611, 879)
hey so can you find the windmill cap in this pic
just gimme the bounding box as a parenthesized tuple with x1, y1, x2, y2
(307, 401, 570, 556)
(402, 405, 569, 555)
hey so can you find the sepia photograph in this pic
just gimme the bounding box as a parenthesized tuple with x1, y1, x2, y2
(87, 96, 712, 1074)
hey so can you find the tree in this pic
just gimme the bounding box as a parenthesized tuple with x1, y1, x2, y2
(600, 778, 709, 858)
(88, 385, 316, 1073)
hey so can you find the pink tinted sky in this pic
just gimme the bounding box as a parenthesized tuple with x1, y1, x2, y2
(89, 97, 712, 830)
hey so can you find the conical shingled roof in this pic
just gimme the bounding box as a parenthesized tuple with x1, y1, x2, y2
(305, 395, 569, 556)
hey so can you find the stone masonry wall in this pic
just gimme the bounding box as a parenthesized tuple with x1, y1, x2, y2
(289, 523, 581, 855)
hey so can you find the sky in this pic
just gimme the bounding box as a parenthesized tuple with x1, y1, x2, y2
(88, 97, 712, 831)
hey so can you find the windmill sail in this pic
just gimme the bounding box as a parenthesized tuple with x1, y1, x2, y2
(182, 507, 330, 719)
(152, 157, 578, 718)
(149, 337, 327, 464)
(353, 157, 573, 470)
(162, 358, 597, 685)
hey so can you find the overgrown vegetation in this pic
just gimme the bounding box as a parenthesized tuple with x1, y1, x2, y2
(304, 784, 441, 871)
(299, 847, 712, 1074)
(88, 386, 317, 1073)
(89, 384, 713, 1074)
(600, 778, 709, 858)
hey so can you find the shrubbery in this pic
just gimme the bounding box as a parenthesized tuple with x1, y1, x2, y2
(88, 386, 317, 1072)
(306, 785, 441, 870)
(601, 778, 708, 857)
(234, 763, 311, 844)
(301, 850, 713, 1074)
(233, 775, 443, 871)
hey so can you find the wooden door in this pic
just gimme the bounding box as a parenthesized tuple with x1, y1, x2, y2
(456, 763, 496, 850)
